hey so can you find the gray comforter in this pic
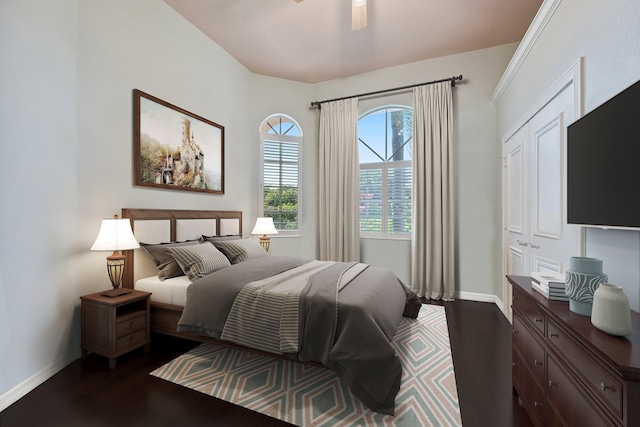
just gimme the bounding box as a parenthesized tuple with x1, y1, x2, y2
(177, 256, 421, 414)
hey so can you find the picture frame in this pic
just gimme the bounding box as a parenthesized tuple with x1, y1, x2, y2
(133, 89, 224, 194)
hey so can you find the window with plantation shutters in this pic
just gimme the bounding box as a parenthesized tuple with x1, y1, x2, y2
(260, 115, 302, 236)
(359, 106, 412, 237)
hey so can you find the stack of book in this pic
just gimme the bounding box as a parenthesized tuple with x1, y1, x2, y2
(531, 272, 569, 301)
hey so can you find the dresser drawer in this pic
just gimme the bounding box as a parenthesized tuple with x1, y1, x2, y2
(547, 319, 623, 416)
(513, 314, 546, 387)
(547, 353, 613, 427)
(116, 329, 148, 352)
(513, 289, 545, 336)
(116, 312, 147, 337)
(513, 349, 545, 427)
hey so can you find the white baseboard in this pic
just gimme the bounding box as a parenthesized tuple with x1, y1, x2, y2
(0, 349, 80, 412)
(456, 290, 499, 304)
(456, 291, 511, 321)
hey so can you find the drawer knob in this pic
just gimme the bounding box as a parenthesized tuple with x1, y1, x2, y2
(129, 320, 135, 328)
(534, 359, 543, 366)
(549, 332, 559, 338)
(129, 335, 135, 343)
(600, 382, 611, 392)
(534, 401, 543, 408)
(549, 380, 557, 387)
(534, 317, 543, 323)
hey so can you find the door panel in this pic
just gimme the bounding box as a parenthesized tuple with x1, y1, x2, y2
(508, 246, 524, 276)
(532, 115, 563, 239)
(506, 124, 530, 276)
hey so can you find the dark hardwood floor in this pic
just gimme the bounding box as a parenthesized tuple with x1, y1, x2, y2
(0, 300, 532, 427)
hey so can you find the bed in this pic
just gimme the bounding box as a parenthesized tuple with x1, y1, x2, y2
(121, 208, 421, 414)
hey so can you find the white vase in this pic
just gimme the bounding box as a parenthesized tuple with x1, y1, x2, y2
(591, 283, 632, 336)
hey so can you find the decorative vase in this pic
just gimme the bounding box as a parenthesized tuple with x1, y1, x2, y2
(564, 257, 607, 316)
(591, 283, 632, 336)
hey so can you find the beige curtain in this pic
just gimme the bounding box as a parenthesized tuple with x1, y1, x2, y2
(318, 98, 360, 262)
(411, 82, 455, 300)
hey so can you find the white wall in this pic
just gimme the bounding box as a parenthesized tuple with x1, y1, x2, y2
(0, 0, 79, 400)
(495, 0, 640, 310)
(313, 43, 518, 297)
(0, 0, 314, 406)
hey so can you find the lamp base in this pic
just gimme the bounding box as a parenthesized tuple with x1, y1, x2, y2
(259, 234, 271, 252)
(100, 287, 132, 298)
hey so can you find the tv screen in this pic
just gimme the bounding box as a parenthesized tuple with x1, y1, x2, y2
(567, 80, 640, 229)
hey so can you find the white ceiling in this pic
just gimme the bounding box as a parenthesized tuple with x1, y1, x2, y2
(164, 0, 543, 84)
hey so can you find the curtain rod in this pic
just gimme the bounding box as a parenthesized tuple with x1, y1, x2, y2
(310, 75, 462, 108)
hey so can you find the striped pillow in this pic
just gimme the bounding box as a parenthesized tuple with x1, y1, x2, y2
(167, 242, 231, 280)
(140, 239, 201, 280)
(212, 238, 268, 264)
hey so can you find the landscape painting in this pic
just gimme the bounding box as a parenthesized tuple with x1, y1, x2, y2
(133, 89, 224, 194)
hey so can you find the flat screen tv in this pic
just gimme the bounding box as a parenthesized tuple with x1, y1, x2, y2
(567, 80, 640, 229)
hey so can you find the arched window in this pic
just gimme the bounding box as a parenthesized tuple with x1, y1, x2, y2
(259, 114, 302, 236)
(359, 105, 412, 237)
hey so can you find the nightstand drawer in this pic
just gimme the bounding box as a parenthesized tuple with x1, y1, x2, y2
(116, 313, 147, 337)
(547, 319, 623, 415)
(116, 329, 148, 352)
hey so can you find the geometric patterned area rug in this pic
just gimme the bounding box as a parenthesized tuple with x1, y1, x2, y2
(150, 304, 461, 426)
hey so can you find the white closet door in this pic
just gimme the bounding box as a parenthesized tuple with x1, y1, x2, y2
(505, 124, 530, 277)
(528, 84, 580, 275)
(502, 83, 581, 317)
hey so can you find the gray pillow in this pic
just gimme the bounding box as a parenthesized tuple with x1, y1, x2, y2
(211, 238, 268, 264)
(140, 240, 200, 280)
(201, 234, 242, 243)
(167, 242, 231, 280)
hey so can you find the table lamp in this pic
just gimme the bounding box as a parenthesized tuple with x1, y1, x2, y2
(91, 215, 140, 297)
(251, 217, 278, 252)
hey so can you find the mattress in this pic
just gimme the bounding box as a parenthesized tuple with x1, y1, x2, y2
(134, 275, 191, 306)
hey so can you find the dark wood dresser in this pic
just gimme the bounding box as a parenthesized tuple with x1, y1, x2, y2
(508, 275, 640, 427)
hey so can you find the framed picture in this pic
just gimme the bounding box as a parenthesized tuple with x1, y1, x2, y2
(133, 89, 224, 194)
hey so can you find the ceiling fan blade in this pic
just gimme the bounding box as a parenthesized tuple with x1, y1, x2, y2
(352, 0, 367, 31)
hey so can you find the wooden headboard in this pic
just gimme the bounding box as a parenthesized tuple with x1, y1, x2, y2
(121, 208, 243, 289)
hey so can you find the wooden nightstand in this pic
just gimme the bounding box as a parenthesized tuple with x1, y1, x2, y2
(80, 290, 151, 369)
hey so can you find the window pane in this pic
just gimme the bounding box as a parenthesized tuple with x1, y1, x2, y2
(262, 117, 301, 137)
(387, 166, 412, 234)
(359, 110, 387, 163)
(387, 108, 413, 162)
(359, 167, 383, 233)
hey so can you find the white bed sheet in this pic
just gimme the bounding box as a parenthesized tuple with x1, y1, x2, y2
(135, 275, 192, 306)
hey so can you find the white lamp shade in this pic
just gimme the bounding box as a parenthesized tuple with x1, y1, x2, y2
(251, 217, 278, 235)
(91, 218, 140, 251)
